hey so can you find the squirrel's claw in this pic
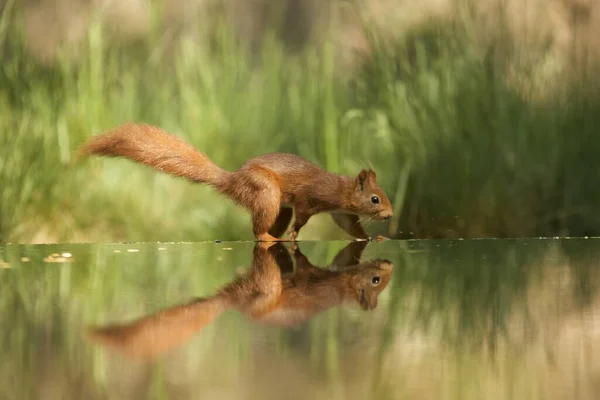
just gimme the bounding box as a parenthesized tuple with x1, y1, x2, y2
(287, 229, 299, 242)
(368, 235, 389, 243)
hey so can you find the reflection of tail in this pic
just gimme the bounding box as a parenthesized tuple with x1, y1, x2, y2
(87, 296, 229, 359)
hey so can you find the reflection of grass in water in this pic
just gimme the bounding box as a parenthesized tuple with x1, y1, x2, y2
(376, 240, 546, 355)
(558, 239, 600, 308)
(373, 239, 600, 399)
(0, 243, 251, 399)
(0, 245, 96, 398)
(0, 241, 392, 399)
(3, 240, 600, 398)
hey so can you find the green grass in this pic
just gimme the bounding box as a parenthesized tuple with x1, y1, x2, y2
(354, 19, 600, 239)
(2, 1, 600, 243)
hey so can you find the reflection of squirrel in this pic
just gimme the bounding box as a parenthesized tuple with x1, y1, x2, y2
(79, 123, 393, 241)
(87, 241, 394, 359)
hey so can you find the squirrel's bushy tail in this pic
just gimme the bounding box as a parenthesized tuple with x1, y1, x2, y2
(87, 296, 230, 359)
(79, 123, 231, 190)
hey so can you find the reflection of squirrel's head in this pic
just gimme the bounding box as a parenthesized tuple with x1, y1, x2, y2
(350, 259, 394, 310)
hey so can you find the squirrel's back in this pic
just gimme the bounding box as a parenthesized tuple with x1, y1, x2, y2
(242, 153, 323, 174)
(235, 153, 342, 199)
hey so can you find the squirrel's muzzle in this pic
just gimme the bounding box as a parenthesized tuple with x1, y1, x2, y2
(359, 288, 379, 310)
(378, 210, 393, 220)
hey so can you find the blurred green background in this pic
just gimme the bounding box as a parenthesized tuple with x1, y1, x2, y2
(2, 0, 600, 243)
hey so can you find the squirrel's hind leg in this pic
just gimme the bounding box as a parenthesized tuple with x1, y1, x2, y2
(244, 169, 289, 242)
(268, 207, 294, 238)
(256, 233, 293, 242)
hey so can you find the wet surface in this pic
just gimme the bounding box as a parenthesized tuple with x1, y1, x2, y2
(1, 238, 600, 399)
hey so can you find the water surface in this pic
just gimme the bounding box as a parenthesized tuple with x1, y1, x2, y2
(1, 239, 600, 400)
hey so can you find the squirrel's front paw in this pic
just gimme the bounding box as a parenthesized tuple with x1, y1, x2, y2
(284, 241, 299, 253)
(368, 235, 389, 243)
(287, 230, 299, 241)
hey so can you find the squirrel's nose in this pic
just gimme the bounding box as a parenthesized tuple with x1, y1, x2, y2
(380, 211, 393, 220)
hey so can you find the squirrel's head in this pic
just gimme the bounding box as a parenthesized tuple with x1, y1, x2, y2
(351, 169, 393, 220)
(351, 259, 394, 310)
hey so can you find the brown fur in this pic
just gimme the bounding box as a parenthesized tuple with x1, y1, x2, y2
(79, 122, 394, 241)
(86, 241, 394, 359)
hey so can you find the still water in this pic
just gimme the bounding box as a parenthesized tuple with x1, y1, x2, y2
(1, 239, 600, 400)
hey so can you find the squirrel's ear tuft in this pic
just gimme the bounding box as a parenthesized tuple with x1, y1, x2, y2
(367, 169, 377, 183)
(356, 169, 369, 191)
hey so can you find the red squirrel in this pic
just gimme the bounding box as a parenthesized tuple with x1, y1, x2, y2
(79, 123, 393, 241)
(87, 241, 394, 359)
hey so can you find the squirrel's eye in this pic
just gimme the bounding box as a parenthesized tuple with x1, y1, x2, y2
(372, 276, 380, 285)
(371, 196, 380, 204)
